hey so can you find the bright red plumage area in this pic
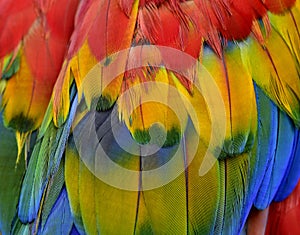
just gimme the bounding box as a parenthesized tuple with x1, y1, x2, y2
(0, 0, 35, 58)
(1, 0, 79, 132)
(266, 180, 300, 235)
(265, 0, 296, 13)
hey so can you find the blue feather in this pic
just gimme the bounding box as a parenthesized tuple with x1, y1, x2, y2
(239, 83, 278, 231)
(254, 108, 295, 209)
(39, 188, 73, 235)
(250, 83, 278, 211)
(69, 225, 81, 235)
(274, 129, 300, 201)
(244, 82, 278, 209)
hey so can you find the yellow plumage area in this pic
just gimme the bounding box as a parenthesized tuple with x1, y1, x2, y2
(170, 71, 211, 143)
(118, 68, 188, 147)
(70, 40, 124, 112)
(202, 46, 258, 157)
(269, 5, 300, 64)
(65, 117, 221, 234)
(242, 29, 300, 127)
(53, 61, 71, 127)
(53, 0, 140, 127)
(2, 50, 49, 132)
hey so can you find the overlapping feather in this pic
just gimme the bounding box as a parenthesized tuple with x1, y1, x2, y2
(17, 84, 77, 233)
(0, 0, 78, 156)
(52, 0, 139, 127)
(0, 0, 299, 234)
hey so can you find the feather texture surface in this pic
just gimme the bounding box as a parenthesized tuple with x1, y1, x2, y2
(0, 0, 299, 234)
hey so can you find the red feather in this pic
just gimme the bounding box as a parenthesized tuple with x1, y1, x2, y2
(266, 180, 300, 235)
(0, 0, 36, 58)
(264, 0, 296, 13)
(1, 0, 78, 132)
(194, 0, 265, 40)
(68, 0, 136, 60)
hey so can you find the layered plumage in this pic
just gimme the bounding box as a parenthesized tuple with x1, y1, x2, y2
(0, 0, 299, 234)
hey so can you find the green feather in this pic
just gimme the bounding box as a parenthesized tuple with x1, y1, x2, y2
(0, 113, 25, 235)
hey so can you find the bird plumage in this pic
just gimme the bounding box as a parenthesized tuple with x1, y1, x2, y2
(0, 0, 299, 234)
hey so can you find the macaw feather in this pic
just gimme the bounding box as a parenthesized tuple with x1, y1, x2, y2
(0, 0, 35, 58)
(11, 219, 32, 235)
(69, 40, 124, 112)
(66, 103, 221, 234)
(1, 0, 78, 135)
(53, 62, 72, 128)
(241, 27, 300, 127)
(65, 137, 85, 234)
(274, 129, 300, 201)
(195, 0, 260, 41)
(182, 120, 220, 234)
(2, 50, 41, 132)
(254, 109, 296, 209)
(214, 152, 250, 234)
(53, 0, 139, 127)
(119, 68, 187, 147)
(250, 84, 278, 208)
(18, 87, 77, 227)
(238, 84, 280, 231)
(0, 52, 20, 80)
(266, 179, 300, 235)
(265, 0, 296, 13)
(66, 108, 140, 234)
(2, 1, 300, 234)
(201, 45, 257, 158)
(170, 71, 210, 143)
(39, 188, 74, 235)
(138, 1, 205, 91)
(0, 114, 26, 235)
(40, 159, 65, 231)
(66, 99, 267, 234)
(138, 1, 203, 59)
(269, 3, 300, 68)
(18, 138, 45, 224)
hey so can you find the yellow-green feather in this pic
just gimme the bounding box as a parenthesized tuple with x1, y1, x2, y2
(241, 29, 300, 127)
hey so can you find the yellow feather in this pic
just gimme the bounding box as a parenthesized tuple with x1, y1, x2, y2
(241, 29, 300, 126)
(78, 156, 97, 234)
(65, 141, 83, 232)
(269, 4, 300, 66)
(53, 61, 72, 127)
(202, 46, 257, 157)
(2, 49, 52, 131)
(119, 68, 188, 146)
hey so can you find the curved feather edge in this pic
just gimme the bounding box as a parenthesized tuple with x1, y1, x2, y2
(266, 179, 300, 235)
(66, 106, 140, 234)
(18, 85, 77, 224)
(239, 83, 279, 232)
(65, 137, 86, 235)
(240, 27, 300, 127)
(254, 107, 296, 209)
(39, 159, 65, 231)
(66, 98, 222, 234)
(201, 44, 257, 158)
(251, 83, 278, 210)
(274, 129, 300, 201)
(38, 188, 73, 235)
(11, 218, 32, 235)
